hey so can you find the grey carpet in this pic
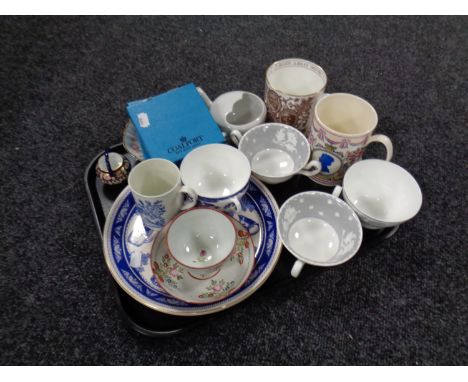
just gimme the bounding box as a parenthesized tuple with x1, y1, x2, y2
(0, 16, 467, 365)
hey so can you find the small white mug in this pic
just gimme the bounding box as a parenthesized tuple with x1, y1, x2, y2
(128, 158, 197, 230)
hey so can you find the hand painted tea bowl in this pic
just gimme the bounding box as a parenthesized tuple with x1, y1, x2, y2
(95, 151, 131, 185)
(165, 207, 237, 279)
(341, 159, 422, 229)
(230, 123, 321, 184)
(180, 143, 251, 211)
(278, 187, 363, 277)
(151, 217, 256, 304)
(197, 88, 267, 135)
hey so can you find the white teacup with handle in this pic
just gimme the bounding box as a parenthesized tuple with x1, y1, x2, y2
(230, 123, 322, 184)
(179, 143, 251, 211)
(197, 88, 267, 136)
(277, 186, 363, 278)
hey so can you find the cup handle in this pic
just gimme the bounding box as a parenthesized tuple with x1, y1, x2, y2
(196, 87, 213, 108)
(332, 185, 342, 198)
(230, 130, 243, 147)
(365, 134, 393, 161)
(291, 260, 304, 278)
(226, 196, 242, 211)
(179, 186, 198, 210)
(297, 160, 322, 177)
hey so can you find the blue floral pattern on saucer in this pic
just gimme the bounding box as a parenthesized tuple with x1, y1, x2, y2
(102, 177, 282, 316)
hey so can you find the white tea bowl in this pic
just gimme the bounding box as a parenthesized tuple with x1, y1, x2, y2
(278, 188, 363, 277)
(230, 123, 321, 184)
(197, 88, 267, 134)
(180, 144, 251, 210)
(342, 159, 422, 229)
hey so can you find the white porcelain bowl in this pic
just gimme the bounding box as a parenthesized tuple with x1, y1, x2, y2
(198, 89, 266, 134)
(343, 159, 422, 229)
(231, 123, 321, 184)
(180, 144, 251, 210)
(278, 190, 363, 277)
(166, 207, 236, 270)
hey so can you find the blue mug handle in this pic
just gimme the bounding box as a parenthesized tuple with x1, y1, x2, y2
(228, 210, 260, 236)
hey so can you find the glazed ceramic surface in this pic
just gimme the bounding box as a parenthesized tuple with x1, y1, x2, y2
(152, 218, 255, 304)
(102, 176, 282, 316)
(128, 159, 197, 230)
(265, 58, 327, 134)
(122, 120, 144, 161)
(180, 144, 251, 210)
(166, 207, 236, 269)
(231, 123, 321, 184)
(197, 89, 267, 134)
(307, 93, 393, 186)
(278, 191, 362, 274)
(342, 159, 422, 229)
(96, 151, 131, 185)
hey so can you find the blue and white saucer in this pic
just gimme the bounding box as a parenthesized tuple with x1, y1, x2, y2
(102, 176, 282, 316)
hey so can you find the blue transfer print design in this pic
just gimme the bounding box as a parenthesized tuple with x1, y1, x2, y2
(107, 179, 279, 310)
(136, 199, 166, 228)
(225, 209, 260, 236)
(319, 153, 335, 173)
(141, 252, 150, 266)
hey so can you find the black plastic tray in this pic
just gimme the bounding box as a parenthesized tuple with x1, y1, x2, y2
(85, 143, 398, 337)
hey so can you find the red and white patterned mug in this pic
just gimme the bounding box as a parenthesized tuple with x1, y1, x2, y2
(307, 93, 393, 186)
(264, 58, 327, 134)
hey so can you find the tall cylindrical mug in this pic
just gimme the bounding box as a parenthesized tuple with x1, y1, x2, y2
(264, 58, 327, 134)
(307, 93, 393, 186)
(128, 158, 197, 230)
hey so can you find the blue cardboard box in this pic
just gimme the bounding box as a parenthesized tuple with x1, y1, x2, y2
(126, 83, 225, 163)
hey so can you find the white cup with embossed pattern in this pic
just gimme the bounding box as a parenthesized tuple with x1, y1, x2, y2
(278, 187, 363, 277)
(230, 123, 322, 184)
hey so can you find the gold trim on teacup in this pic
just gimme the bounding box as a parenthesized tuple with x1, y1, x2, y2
(265, 58, 328, 98)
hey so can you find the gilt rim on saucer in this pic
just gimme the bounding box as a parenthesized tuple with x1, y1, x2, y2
(102, 176, 282, 316)
(152, 217, 255, 305)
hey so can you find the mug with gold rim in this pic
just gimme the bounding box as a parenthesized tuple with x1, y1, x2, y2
(307, 92, 393, 187)
(264, 58, 327, 134)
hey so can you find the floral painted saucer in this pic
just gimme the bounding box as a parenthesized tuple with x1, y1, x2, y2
(102, 176, 282, 316)
(122, 120, 144, 161)
(151, 218, 255, 304)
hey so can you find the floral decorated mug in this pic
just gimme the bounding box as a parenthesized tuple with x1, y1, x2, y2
(264, 58, 327, 134)
(307, 93, 393, 186)
(128, 158, 197, 230)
